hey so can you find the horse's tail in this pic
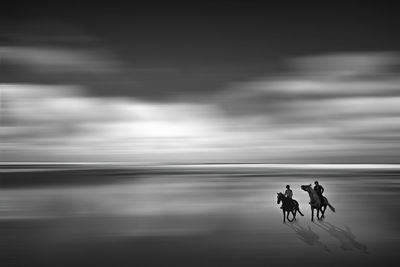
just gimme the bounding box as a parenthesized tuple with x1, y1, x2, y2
(297, 207, 304, 216)
(294, 200, 304, 216)
(327, 203, 336, 212)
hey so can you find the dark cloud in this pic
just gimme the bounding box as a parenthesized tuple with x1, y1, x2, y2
(3, 2, 400, 100)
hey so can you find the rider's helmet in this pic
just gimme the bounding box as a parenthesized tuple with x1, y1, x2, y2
(286, 185, 290, 189)
(314, 181, 319, 185)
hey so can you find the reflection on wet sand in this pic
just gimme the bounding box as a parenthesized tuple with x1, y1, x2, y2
(1, 166, 398, 266)
(315, 221, 368, 254)
(287, 222, 330, 252)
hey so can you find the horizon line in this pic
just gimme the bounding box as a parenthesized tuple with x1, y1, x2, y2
(2, 162, 400, 169)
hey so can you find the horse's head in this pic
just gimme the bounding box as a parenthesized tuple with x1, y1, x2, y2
(301, 184, 311, 191)
(277, 192, 284, 204)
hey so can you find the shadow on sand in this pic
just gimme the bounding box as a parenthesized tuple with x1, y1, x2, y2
(286, 221, 330, 252)
(314, 221, 369, 254)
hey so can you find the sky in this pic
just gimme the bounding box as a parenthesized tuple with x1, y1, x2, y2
(1, 2, 400, 163)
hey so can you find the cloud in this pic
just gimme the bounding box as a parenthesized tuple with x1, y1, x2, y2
(1, 84, 226, 162)
(288, 52, 400, 77)
(2, 52, 400, 163)
(209, 52, 400, 162)
(232, 52, 400, 97)
(1, 46, 120, 74)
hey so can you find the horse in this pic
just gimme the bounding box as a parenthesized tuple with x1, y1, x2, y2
(277, 192, 304, 223)
(300, 184, 335, 221)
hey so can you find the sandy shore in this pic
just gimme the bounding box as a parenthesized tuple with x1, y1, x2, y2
(1, 166, 399, 266)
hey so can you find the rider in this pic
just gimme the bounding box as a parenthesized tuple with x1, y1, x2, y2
(285, 185, 293, 199)
(281, 185, 293, 209)
(314, 181, 324, 205)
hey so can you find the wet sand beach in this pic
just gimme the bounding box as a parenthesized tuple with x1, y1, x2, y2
(1, 165, 399, 266)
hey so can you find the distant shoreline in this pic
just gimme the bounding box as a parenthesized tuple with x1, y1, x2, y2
(2, 162, 400, 170)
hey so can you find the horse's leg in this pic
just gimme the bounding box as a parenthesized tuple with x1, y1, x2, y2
(293, 209, 297, 221)
(321, 205, 326, 219)
(311, 207, 314, 221)
(283, 209, 286, 223)
(317, 208, 321, 220)
(288, 210, 294, 222)
(287, 211, 292, 222)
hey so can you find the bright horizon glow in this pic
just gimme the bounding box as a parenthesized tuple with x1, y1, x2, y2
(2, 162, 400, 170)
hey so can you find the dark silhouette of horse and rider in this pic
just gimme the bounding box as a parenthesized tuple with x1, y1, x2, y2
(277, 185, 304, 223)
(277, 183, 368, 253)
(277, 180, 335, 222)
